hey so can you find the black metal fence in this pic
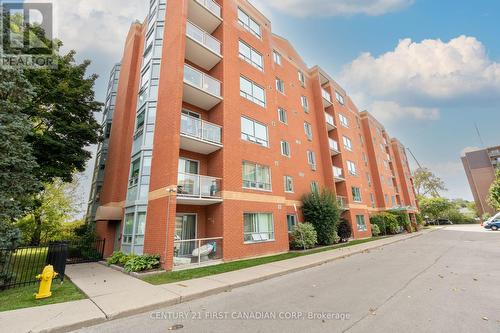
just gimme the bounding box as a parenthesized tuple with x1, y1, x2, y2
(0, 239, 105, 290)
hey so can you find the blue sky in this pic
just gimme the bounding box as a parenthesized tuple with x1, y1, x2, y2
(46, 0, 500, 215)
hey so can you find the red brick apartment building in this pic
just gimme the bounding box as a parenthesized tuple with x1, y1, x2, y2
(87, 0, 418, 270)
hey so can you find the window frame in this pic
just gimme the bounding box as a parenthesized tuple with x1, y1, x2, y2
(287, 214, 298, 233)
(343, 136, 353, 151)
(281, 140, 291, 158)
(356, 215, 367, 232)
(273, 50, 282, 65)
(276, 77, 285, 94)
(352, 187, 362, 202)
(242, 161, 272, 191)
(241, 116, 269, 147)
(284, 175, 294, 193)
(238, 40, 264, 71)
(339, 113, 349, 128)
(277, 107, 288, 124)
(240, 76, 266, 107)
(243, 213, 275, 243)
(238, 8, 262, 39)
(347, 160, 357, 176)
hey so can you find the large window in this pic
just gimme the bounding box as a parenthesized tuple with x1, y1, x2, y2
(276, 77, 285, 94)
(284, 176, 294, 193)
(278, 108, 287, 124)
(238, 8, 262, 38)
(347, 160, 357, 176)
(352, 187, 362, 202)
(281, 140, 291, 157)
(287, 214, 297, 232)
(339, 113, 349, 128)
(273, 50, 282, 65)
(240, 76, 266, 107)
(239, 40, 263, 71)
(129, 158, 141, 187)
(356, 215, 367, 231)
(242, 161, 271, 191)
(301, 96, 309, 113)
(307, 151, 317, 169)
(241, 116, 268, 147)
(298, 71, 305, 86)
(343, 136, 353, 151)
(244, 213, 274, 243)
(336, 91, 345, 105)
(304, 122, 313, 141)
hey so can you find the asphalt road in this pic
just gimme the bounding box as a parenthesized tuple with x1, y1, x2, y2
(72, 226, 500, 333)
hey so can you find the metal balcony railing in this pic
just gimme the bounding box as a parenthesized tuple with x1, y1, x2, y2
(329, 139, 339, 152)
(177, 173, 222, 199)
(322, 88, 332, 103)
(184, 64, 221, 97)
(195, 0, 222, 19)
(333, 166, 345, 179)
(180, 114, 222, 145)
(186, 21, 221, 55)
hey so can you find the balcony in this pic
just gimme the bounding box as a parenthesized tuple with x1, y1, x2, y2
(325, 112, 336, 131)
(188, 0, 222, 34)
(322, 88, 333, 107)
(183, 64, 222, 110)
(180, 114, 222, 154)
(174, 237, 223, 269)
(177, 173, 223, 205)
(185, 21, 222, 71)
(337, 196, 349, 210)
(329, 139, 340, 156)
(333, 166, 345, 182)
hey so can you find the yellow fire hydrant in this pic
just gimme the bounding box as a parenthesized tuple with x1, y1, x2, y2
(35, 265, 58, 299)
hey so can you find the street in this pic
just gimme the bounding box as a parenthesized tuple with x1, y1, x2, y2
(72, 226, 500, 333)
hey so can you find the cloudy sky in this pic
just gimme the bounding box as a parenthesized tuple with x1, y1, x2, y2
(47, 0, 500, 216)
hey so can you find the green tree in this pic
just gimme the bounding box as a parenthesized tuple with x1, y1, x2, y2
(302, 189, 341, 245)
(17, 178, 80, 245)
(419, 197, 453, 220)
(413, 168, 447, 198)
(0, 68, 41, 224)
(488, 170, 500, 211)
(289, 223, 317, 250)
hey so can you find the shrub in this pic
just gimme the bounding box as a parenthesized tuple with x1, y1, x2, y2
(370, 212, 400, 235)
(0, 222, 21, 288)
(107, 251, 130, 266)
(337, 219, 352, 242)
(415, 213, 424, 226)
(302, 189, 341, 245)
(390, 210, 411, 232)
(371, 224, 381, 237)
(124, 254, 160, 273)
(290, 223, 317, 250)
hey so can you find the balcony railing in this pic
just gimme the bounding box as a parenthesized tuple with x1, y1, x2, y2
(329, 139, 340, 154)
(322, 88, 332, 103)
(333, 166, 345, 180)
(181, 114, 222, 145)
(325, 112, 335, 129)
(186, 21, 221, 55)
(184, 64, 221, 97)
(195, 0, 221, 19)
(173, 237, 223, 268)
(177, 172, 222, 199)
(337, 196, 349, 210)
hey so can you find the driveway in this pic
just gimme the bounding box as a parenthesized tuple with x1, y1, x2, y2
(71, 226, 500, 333)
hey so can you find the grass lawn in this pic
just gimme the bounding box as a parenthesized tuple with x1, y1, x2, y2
(143, 236, 389, 285)
(0, 278, 86, 312)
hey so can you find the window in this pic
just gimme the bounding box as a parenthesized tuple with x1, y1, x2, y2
(360, 134, 364, 146)
(273, 50, 282, 65)
(281, 140, 291, 157)
(287, 214, 297, 232)
(380, 143, 386, 151)
(347, 161, 357, 176)
(239, 40, 263, 71)
(238, 8, 261, 38)
(352, 187, 362, 202)
(307, 151, 317, 169)
(241, 116, 269, 147)
(336, 91, 345, 105)
(392, 196, 396, 206)
(384, 160, 389, 170)
(240, 76, 266, 107)
(298, 71, 305, 86)
(370, 193, 375, 208)
(284, 176, 294, 192)
(310, 181, 319, 193)
(366, 172, 372, 186)
(244, 213, 274, 243)
(339, 114, 349, 128)
(136, 112, 145, 133)
(304, 122, 313, 141)
(278, 108, 287, 124)
(301, 96, 309, 112)
(276, 77, 285, 94)
(385, 194, 389, 204)
(242, 161, 271, 191)
(129, 158, 141, 186)
(343, 136, 353, 151)
(356, 215, 367, 231)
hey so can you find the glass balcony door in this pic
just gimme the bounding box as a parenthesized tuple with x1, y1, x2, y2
(175, 214, 197, 256)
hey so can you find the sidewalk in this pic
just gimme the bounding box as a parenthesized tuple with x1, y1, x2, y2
(0, 230, 436, 333)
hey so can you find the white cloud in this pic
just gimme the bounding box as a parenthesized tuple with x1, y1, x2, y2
(340, 35, 500, 103)
(252, 0, 413, 17)
(370, 100, 440, 122)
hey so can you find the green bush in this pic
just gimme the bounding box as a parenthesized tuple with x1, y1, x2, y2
(124, 254, 160, 273)
(290, 223, 318, 250)
(107, 251, 130, 266)
(390, 210, 411, 232)
(415, 213, 424, 226)
(371, 224, 380, 237)
(370, 212, 400, 235)
(302, 189, 341, 245)
(337, 219, 352, 242)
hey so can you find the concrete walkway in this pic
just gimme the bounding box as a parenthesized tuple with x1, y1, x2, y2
(1, 230, 435, 333)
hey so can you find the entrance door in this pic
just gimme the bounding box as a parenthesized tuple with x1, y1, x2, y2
(174, 214, 197, 257)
